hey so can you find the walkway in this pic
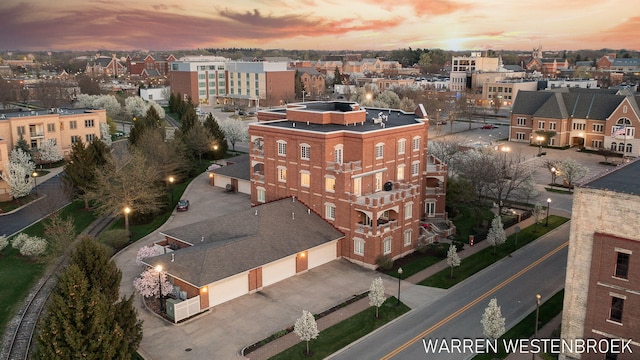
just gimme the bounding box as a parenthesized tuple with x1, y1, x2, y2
(246, 208, 569, 359)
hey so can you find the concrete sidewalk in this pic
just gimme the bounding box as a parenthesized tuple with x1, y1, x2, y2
(246, 209, 569, 359)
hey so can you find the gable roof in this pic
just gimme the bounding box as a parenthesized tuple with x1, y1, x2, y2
(512, 89, 629, 120)
(148, 198, 344, 287)
(211, 154, 251, 180)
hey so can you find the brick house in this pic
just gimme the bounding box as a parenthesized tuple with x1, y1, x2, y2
(249, 101, 453, 269)
(297, 67, 326, 99)
(560, 160, 640, 360)
(85, 54, 127, 78)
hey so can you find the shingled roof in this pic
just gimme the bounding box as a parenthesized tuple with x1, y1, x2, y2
(147, 198, 344, 287)
(512, 89, 629, 120)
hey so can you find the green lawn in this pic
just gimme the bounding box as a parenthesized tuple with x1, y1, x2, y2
(269, 298, 409, 360)
(419, 215, 569, 288)
(450, 205, 494, 243)
(383, 243, 449, 279)
(473, 290, 564, 360)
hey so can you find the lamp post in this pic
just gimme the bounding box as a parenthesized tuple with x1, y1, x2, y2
(396, 267, 403, 305)
(31, 171, 38, 196)
(156, 265, 164, 313)
(533, 294, 541, 360)
(168, 176, 174, 204)
(545, 198, 551, 226)
(124, 206, 131, 238)
(550, 167, 556, 187)
(302, 90, 306, 103)
(536, 136, 545, 156)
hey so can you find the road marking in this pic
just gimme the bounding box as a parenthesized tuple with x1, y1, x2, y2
(381, 241, 568, 360)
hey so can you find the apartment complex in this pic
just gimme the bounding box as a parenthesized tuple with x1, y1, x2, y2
(249, 101, 453, 268)
(0, 108, 106, 201)
(168, 56, 294, 107)
(560, 160, 640, 360)
(449, 52, 501, 92)
(509, 88, 640, 155)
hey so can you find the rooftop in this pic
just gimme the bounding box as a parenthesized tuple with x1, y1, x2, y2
(0, 108, 100, 120)
(582, 160, 640, 196)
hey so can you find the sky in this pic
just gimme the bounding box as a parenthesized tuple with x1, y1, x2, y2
(0, 0, 638, 52)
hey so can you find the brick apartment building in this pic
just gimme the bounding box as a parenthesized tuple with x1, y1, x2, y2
(126, 54, 176, 77)
(560, 160, 640, 360)
(249, 101, 453, 268)
(0, 108, 106, 201)
(509, 88, 640, 156)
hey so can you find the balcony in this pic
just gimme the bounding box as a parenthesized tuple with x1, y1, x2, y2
(253, 171, 265, 182)
(352, 182, 419, 207)
(29, 131, 44, 138)
(251, 148, 264, 157)
(426, 154, 447, 174)
(326, 160, 362, 173)
(424, 187, 445, 195)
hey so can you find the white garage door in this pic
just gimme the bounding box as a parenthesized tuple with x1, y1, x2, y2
(214, 175, 231, 189)
(237, 180, 251, 195)
(308, 241, 338, 269)
(208, 272, 249, 307)
(262, 257, 296, 287)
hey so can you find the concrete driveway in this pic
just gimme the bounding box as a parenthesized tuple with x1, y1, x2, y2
(113, 172, 405, 359)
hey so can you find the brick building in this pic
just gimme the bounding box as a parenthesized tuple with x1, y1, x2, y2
(560, 160, 640, 360)
(249, 101, 453, 268)
(126, 54, 176, 77)
(85, 54, 127, 78)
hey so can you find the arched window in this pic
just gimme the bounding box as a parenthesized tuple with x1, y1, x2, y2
(626, 143, 633, 153)
(618, 143, 625, 152)
(611, 142, 617, 151)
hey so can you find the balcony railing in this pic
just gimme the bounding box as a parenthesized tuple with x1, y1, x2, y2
(424, 187, 445, 195)
(326, 160, 362, 173)
(30, 131, 44, 138)
(426, 154, 447, 173)
(253, 171, 265, 182)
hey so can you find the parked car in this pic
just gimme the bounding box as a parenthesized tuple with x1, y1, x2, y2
(176, 199, 189, 212)
(481, 124, 496, 129)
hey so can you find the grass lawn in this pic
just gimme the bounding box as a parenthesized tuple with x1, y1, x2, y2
(450, 205, 494, 243)
(382, 243, 449, 279)
(270, 297, 409, 360)
(473, 290, 564, 360)
(419, 215, 569, 288)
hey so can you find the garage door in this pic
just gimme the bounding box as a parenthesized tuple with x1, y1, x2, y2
(262, 257, 296, 287)
(237, 180, 251, 195)
(214, 175, 231, 189)
(208, 272, 249, 307)
(308, 241, 338, 269)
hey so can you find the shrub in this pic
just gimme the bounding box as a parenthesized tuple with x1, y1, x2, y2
(454, 241, 465, 252)
(0, 235, 8, 252)
(19, 236, 48, 257)
(99, 229, 130, 254)
(11, 233, 30, 250)
(375, 255, 393, 270)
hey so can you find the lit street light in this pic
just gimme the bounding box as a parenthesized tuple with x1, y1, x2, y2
(31, 171, 38, 196)
(156, 265, 165, 313)
(124, 206, 131, 238)
(536, 136, 545, 156)
(168, 176, 175, 205)
(545, 198, 551, 226)
(533, 294, 541, 360)
(396, 267, 403, 306)
(550, 167, 557, 187)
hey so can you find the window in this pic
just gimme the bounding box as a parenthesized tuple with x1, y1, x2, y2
(85, 119, 94, 128)
(375, 143, 384, 159)
(325, 176, 335, 192)
(325, 203, 335, 220)
(354, 238, 364, 255)
(516, 132, 526, 140)
(404, 230, 412, 246)
(71, 135, 81, 144)
(257, 187, 266, 203)
(300, 171, 310, 188)
(277, 167, 287, 182)
(300, 144, 310, 160)
(573, 123, 586, 131)
(198, 74, 206, 79)
(353, 177, 361, 196)
(425, 202, 435, 217)
(277, 141, 287, 156)
(591, 140, 603, 148)
(375, 173, 383, 191)
(609, 296, 624, 323)
(516, 117, 526, 126)
(397, 164, 405, 181)
(383, 237, 392, 254)
(404, 202, 413, 219)
(549, 122, 556, 130)
(86, 134, 95, 142)
(538, 121, 545, 130)
(614, 251, 630, 279)
(334, 145, 343, 164)
(411, 161, 420, 176)
(593, 124, 604, 132)
(413, 137, 420, 151)
(626, 144, 633, 153)
(69, 121, 77, 129)
(397, 139, 406, 155)
(47, 123, 55, 132)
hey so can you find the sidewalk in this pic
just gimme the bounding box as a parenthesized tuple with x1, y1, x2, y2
(246, 209, 569, 359)
(504, 314, 562, 360)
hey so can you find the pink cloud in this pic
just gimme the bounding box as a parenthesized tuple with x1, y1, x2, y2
(372, 0, 471, 15)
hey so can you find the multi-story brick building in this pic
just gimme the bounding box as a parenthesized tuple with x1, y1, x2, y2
(449, 52, 501, 93)
(85, 54, 127, 78)
(168, 56, 228, 105)
(249, 101, 452, 268)
(560, 160, 640, 360)
(509, 88, 640, 156)
(126, 54, 176, 77)
(297, 67, 326, 99)
(0, 108, 106, 201)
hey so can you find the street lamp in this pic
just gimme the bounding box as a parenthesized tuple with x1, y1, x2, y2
(156, 265, 165, 313)
(396, 267, 403, 305)
(124, 206, 131, 237)
(545, 198, 551, 226)
(536, 136, 545, 156)
(533, 294, 541, 360)
(302, 90, 306, 103)
(168, 176, 175, 204)
(31, 171, 38, 196)
(550, 167, 557, 186)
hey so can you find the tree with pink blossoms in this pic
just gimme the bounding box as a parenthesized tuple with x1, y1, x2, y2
(133, 267, 172, 299)
(135, 245, 162, 266)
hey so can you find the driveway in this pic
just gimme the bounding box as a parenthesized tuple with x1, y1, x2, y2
(113, 172, 422, 359)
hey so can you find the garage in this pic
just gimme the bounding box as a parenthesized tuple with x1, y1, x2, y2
(308, 241, 338, 269)
(208, 272, 249, 307)
(262, 257, 296, 287)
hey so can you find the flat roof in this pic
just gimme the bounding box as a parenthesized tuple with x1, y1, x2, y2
(0, 108, 98, 120)
(582, 159, 640, 196)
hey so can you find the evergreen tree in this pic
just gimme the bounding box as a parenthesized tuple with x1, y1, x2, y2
(62, 140, 95, 208)
(168, 92, 177, 113)
(333, 66, 342, 85)
(180, 105, 198, 133)
(204, 113, 228, 158)
(14, 134, 31, 155)
(70, 236, 122, 303)
(113, 295, 144, 356)
(129, 105, 164, 146)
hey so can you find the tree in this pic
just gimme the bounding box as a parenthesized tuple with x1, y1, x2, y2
(220, 118, 247, 152)
(37, 139, 63, 164)
(204, 113, 228, 158)
(44, 213, 76, 256)
(486, 215, 506, 254)
(446, 243, 461, 278)
(556, 159, 587, 192)
(100, 122, 113, 147)
(14, 134, 31, 155)
(136, 245, 162, 266)
(0, 148, 35, 199)
(180, 105, 198, 133)
(134, 130, 192, 184)
(133, 267, 172, 299)
(185, 120, 213, 163)
(294, 69, 304, 99)
(368, 277, 386, 318)
(75, 94, 122, 119)
(70, 236, 122, 303)
(19, 236, 48, 257)
(532, 203, 543, 225)
(129, 105, 164, 146)
(598, 147, 617, 164)
(333, 66, 342, 85)
(62, 139, 109, 208)
(481, 298, 506, 341)
(112, 295, 143, 356)
(124, 96, 149, 118)
(76, 74, 102, 95)
(293, 310, 319, 356)
(0, 235, 8, 252)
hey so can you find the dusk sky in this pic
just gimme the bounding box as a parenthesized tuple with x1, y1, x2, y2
(1, 0, 638, 52)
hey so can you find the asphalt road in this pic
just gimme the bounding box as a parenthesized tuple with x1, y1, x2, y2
(329, 222, 569, 360)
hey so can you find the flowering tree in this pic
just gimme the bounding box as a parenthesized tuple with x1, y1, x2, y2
(556, 159, 588, 192)
(293, 310, 319, 355)
(11, 233, 30, 250)
(38, 139, 64, 164)
(481, 298, 506, 340)
(125, 96, 165, 119)
(135, 245, 162, 266)
(220, 118, 247, 152)
(100, 123, 112, 147)
(0, 235, 8, 252)
(446, 243, 461, 278)
(486, 215, 506, 254)
(368, 277, 386, 318)
(75, 94, 122, 118)
(1, 148, 35, 199)
(19, 236, 48, 257)
(133, 268, 172, 299)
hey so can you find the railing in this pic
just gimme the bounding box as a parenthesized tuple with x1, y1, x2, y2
(326, 160, 362, 173)
(355, 223, 372, 234)
(30, 131, 44, 138)
(253, 172, 264, 182)
(424, 187, 444, 195)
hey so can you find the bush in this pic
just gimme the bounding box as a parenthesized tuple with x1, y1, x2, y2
(375, 255, 393, 270)
(453, 241, 465, 252)
(12, 233, 30, 250)
(0, 235, 8, 252)
(19, 237, 48, 257)
(99, 229, 130, 254)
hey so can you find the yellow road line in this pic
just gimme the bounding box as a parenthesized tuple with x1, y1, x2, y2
(382, 241, 568, 360)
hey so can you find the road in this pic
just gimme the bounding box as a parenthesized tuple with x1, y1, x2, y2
(329, 222, 569, 360)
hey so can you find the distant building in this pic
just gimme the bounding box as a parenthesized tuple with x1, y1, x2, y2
(297, 67, 326, 99)
(449, 52, 501, 92)
(597, 53, 640, 73)
(85, 54, 127, 78)
(560, 160, 640, 360)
